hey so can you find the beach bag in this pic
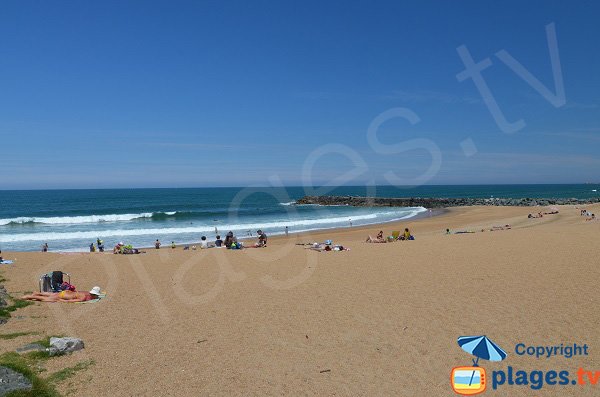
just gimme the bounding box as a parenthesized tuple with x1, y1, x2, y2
(51, 271, 64, 291)
(60, 282, 76, 291)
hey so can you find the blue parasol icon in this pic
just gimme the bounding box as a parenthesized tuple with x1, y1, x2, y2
(457, 335, 507, 387)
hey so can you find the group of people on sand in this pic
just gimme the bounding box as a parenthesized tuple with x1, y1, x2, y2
(156, 230, 269, 251)
(301, 239, 348, 252)
(89, 238, 105, 253)
(113, 242, 143, 254)
(580, 209, 596, 221)
(366, 228, 413, 243)
(528, 210, 559, 219)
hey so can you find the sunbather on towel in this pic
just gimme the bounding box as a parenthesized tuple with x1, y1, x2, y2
(21, 286, 102, 303)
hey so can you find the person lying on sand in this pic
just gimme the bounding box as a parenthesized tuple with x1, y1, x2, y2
(21, 286, 102, 303)
(490, 224, 512, 231)
(308, 243, 348, 252)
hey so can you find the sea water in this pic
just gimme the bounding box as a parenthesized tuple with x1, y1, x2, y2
(0, 185, 597, 252)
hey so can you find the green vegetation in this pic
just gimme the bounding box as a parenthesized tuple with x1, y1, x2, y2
(47, 360, 95, 384)
(0, 352, 59, 397)
(0, 332, 39, 340)
(0, 299, 34, 319)
(0, 343, 95, 396)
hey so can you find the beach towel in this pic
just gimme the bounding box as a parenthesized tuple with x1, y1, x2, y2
(73, 292, 107, 304)
(0, 260, 14, 265)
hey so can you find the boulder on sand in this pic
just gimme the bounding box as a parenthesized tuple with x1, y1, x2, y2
(48, 337, 85, 356)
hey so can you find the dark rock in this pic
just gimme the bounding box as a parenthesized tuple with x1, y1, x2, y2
(0, 286, 8, 308)
(48, 337, 84, 356)
(16, 343, 46, 353)
(0, 366, 32, 395)
(294, 195, 600, 208)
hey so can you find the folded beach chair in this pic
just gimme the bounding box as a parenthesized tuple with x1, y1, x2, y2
(391, 231, 400, 240)
(39, 271, 71, 292)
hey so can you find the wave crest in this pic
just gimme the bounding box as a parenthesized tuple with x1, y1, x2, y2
(0, 212, 181, 226)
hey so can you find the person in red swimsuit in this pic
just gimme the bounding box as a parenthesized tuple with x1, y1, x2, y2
(21, 286, 102, 302)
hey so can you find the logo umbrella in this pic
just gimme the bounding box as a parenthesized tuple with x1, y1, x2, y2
(457, 335, 507, 387)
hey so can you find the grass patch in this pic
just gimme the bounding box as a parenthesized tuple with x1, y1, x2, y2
(47, 360, 95, 384)
(34, 336, 53, 348)
(0, 352, 60, 397)
(33, 335, 65, 349)
(0, 332, 39, 340)
(24, 351, 52, 360)
(0, 299, 34, 319)
(0, 337, 94, 396)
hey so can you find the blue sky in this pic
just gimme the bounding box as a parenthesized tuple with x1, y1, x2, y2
(0, 0, 598, 189)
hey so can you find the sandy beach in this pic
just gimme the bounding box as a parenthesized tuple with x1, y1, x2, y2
(1, 204, 599, 396)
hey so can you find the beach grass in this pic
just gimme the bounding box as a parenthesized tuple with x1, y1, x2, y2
(0, 332, 39, 340)
(0, 352, 59, 397)
(0, 299, 34, 319)
(0, 336, 94, 396)
(47, 359, 95, 384)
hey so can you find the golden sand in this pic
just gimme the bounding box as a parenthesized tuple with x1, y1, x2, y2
(1, 204, 599, 396)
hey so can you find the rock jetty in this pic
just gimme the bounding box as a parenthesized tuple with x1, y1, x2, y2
(295, 195, 600, 208)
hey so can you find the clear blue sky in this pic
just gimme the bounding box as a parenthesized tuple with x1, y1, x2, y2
(0, 0, 598, 189)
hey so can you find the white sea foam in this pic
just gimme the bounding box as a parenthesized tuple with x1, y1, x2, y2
(0, 208, 427, 243)
(0, 212, 174, 225)
(279, 201, 296, 206)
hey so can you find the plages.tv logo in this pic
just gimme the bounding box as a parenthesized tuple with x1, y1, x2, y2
(451, 335, 507, 395)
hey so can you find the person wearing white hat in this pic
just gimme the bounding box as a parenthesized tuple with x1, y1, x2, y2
(22, 286, 102, 302)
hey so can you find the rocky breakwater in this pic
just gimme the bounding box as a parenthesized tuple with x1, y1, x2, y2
(295, 196, 600, 208)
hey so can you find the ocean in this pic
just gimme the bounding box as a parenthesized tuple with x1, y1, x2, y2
(0, 184, 598, 252)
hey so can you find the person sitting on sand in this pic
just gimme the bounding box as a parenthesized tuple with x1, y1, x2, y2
(224, 231, 237, 248)
(200, 236, 209, 249)
(113, 243, 123, 254)
(22, 286, 102, 303)
(214, 235, 223, 247)
(376, 231, 384, 240)
(256, 230, 267, 247)
(402, 228, 413, 240)
(366, 235, 386, 243)
(586, 213, 596, 221)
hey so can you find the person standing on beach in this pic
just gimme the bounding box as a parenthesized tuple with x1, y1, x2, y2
(42, 243, 48, 252)
(155, 239, 161, 249)
(285, 226, 289, 236)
